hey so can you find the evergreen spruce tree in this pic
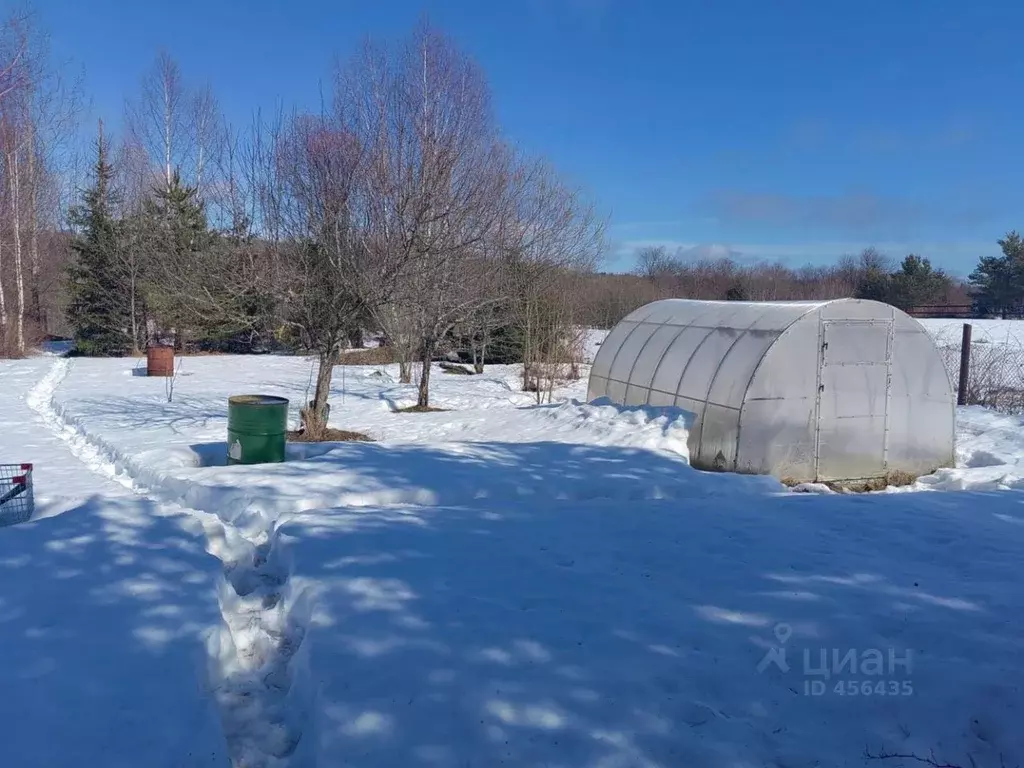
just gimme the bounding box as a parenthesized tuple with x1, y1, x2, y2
(888, 254, 951, 310)
(970, 232, 1024, 316)
(141, 169, 216, 347)
(66, 124, 131, 356)
(853, 264, 894, 304)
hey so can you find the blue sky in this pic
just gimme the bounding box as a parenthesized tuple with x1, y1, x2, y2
(32, 0, 1023, 275)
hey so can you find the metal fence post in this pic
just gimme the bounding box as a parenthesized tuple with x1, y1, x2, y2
(957, 323, 972, 406)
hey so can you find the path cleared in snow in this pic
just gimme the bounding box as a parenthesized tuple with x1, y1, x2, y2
(22, 358, 315, 768)
(24, 353, 1024, 768)
(0, 359, 227, 768)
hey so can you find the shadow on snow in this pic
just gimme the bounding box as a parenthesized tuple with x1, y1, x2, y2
(0, 496, 226, 767)
(170, 440, 1024, 766)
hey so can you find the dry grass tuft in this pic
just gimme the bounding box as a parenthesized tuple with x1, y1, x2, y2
(337, 347, 396, 365)
(781, 470, 919, 493)
(826, 470, 919, 493)
(287, 428, 373, 443)
(396, 404, 449, 413)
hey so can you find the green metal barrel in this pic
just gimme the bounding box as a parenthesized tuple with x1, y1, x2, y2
(227, 395, 289, 465)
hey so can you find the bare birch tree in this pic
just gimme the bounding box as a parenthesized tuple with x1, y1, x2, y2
(189, 83, 222, 207)
(127, 51, 187, 193)
(114, 135, 155, 351)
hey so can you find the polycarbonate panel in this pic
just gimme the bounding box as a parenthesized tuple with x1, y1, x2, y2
(822, 321, 890, 366)
(588, 375, 608, 400)
(886, 394, 955, 474)
(706, 329, 778, 409)
(648, 326, 715, 399)
(891, 317, 954, 401)
(589, 321, 636, 384)
(820, 300, 892, 322)
(816, 417, 887, 480)
(629, 325, 689, 403)
(693, 402, 741, 471)
(607, 322, 660, 387)
(885, 314, 955, 473)
(676, 397, 705, 432)
(745, 317, 820, 403)
(645, 388, 678, 408)
(821, 363, 887, 418)
(678, 328, 745, 404)
(604, 376, 627, 403)
(736, 398, 817, 479)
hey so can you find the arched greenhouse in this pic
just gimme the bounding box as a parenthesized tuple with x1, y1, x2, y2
(588, 298, 955, 483)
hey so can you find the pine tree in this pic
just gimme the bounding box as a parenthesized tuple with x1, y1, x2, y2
(854, 265, 893, 304)
(970, 232, 1024, 316)
(141, 169, 215, 347)
(66, 124, 131, 356)
(888, 254, 951, 310)
(853, 253, 950, 311)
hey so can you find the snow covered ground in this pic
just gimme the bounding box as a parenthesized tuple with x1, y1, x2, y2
(0, 359, 227, 767)
(919, 317, 1024, 348)
(2, 347, 1024, 768)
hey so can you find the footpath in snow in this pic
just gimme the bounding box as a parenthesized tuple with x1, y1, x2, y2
(0, 359, 227, 767)
(24, 353, 1024, 768)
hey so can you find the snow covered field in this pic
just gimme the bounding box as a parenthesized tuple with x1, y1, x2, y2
(2, 336, 1024, 767)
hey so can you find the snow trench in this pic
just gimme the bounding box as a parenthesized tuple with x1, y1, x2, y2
(27, 359, 314, 768)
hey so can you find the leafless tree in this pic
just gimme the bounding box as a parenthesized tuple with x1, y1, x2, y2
(274, 112, 368, 435)
(501, 157, 604, 398)
(189, 83, 222, 207)
(127, 51, 187, 193)
(1, 112, 27, 353)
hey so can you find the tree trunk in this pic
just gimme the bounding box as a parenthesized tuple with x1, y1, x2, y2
(0, 238, 7, 345)
(28, 128, 42, 332)
(399, 359, 412, 384)
(474, 328, 488, 374)
(129, 270, 140, 355)
(416, 337, 435, 408)
(10, 150, 25, 354)
(307, 349, 336, 437)
(164, 82, 173, 193)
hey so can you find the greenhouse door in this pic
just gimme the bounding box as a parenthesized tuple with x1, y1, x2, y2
(814, 319, 893, 481)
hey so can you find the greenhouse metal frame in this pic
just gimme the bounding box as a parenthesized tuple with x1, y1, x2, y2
(588, 298, 955, 483)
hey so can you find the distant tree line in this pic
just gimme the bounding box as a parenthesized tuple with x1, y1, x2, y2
(570, 244, 971, 329)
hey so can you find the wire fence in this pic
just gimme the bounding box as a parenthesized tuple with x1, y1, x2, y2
(931, 325, 1024, 413)
(0, 463, 34, 527)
